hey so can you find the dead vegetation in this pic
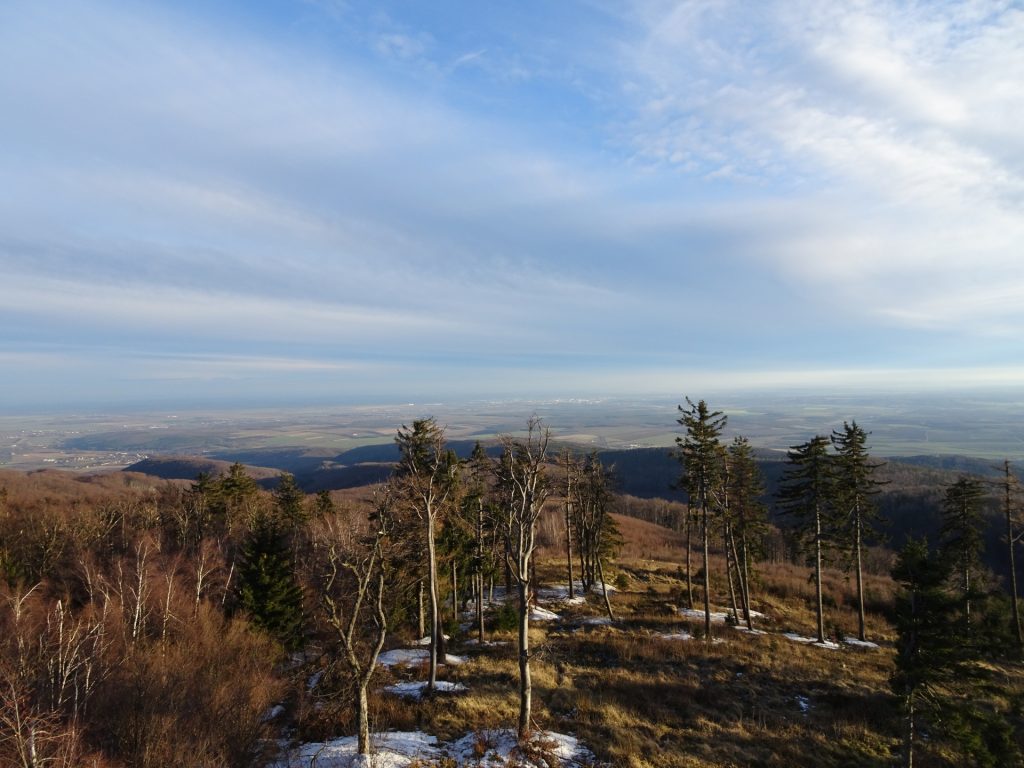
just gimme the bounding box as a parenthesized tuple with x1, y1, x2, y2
(1, 467, 1021, 767)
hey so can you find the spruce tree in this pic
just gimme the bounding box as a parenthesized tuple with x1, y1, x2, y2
(676, 398, 727, 641)
(891, 539, 964, 768)
(940, 476, 986, 630)
(273, 472, 306, 525)
(778, 435, 833, 643)
(831, 421, 885, 641)
(726, 436, 767, 631)
(236, 510, 304, 650)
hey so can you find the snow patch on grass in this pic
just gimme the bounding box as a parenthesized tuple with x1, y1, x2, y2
(843, 638, 880, 649)
(378, 649, 468, 667)
(679, 608, 731, 623)
(782, 632, 840, 650)
(273, 731, 439, 768)
(272, 729, 596, 768)
(447, 729, 594, 767)
(653, 631, 692, 641)
(529, 606, 560, 622)
(732, 626, 768, 636)
(382, 681, 467, 700)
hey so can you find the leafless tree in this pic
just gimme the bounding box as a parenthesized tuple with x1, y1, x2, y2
(313, 492, 398, 758)
(495, 417, 551, 740)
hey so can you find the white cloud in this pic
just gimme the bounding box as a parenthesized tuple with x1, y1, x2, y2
(617, 0, 1024, 332)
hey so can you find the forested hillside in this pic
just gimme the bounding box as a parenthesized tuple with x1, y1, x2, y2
(3, 414, 1023, 767)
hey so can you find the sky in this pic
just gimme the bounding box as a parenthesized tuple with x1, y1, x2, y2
(2, 0, 1024, 409)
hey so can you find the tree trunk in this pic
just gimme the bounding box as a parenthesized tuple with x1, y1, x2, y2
(702, 502, 711, 642)
(1005, 461, 1023, 651)
(418, 579, 425, 640)
(814, 504, 825, 643)
(904, 696, 914, 768)
(685, 507, 694, 609)
(427, 514, 440, 691)
(451, 563, 458, 624)
(356, 683, 371, 755)
(477, 502, 486, 644)
(854, 514, 866, 641)
(566, 491, 575, 600)
(477, 571, 485, 644)
(730, 528, 751, 630)
(725, 523, 739, 624)
(517, 580, 532, 740)
(596, 556, 615, 621)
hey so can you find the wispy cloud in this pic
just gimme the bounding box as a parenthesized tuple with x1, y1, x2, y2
(1, 0, 1022, 405)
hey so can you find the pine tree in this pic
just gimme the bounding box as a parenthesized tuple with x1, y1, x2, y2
(676, 398, 727, 641)
(831, 421, 885, 641)
(236, 510, 304, 650)
(778, 435, 832, 643)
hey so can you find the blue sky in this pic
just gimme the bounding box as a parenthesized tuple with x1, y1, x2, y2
(3, 0, 1024, 408)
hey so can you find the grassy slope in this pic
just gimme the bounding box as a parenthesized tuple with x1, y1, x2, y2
(328, 514, 1022, 768)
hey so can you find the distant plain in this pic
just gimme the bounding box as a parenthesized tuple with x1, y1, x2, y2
(4, 390, 1024, 472)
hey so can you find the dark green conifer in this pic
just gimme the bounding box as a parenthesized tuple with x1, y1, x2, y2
(941, 476, 986, 629)
(778, 435, 833, 643)
(831, 420, 885, 640)
(236, 510, 304, 650)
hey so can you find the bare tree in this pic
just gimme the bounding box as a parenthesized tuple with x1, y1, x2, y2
(313, 492, 398, 759)
(495, 418, 551, 741)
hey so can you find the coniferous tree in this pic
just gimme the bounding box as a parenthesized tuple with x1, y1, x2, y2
(273, 472, 306, 526)
(891, 539, 964, 768)
(831, 421, 885, 641)
(997, 460, 1023, 652)
(236, 510, 304, 650)
(392, 418, 459, 692)
(676, 398, 727, 641)
(941, 476, 986, 630)
(778, 435, 833, 643)
(725, 436, 767, 630)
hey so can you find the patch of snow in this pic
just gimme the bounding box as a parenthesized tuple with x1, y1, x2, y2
(414, 635, 450, 646)
(529, 606, 560, 622)
(377, 649, 467, 668)
(463, 638, 509, 647)
(580, 616, 613, 626)
(843, 638, 880, 649)
(308, 671, 324, 690)
(382, 681, 467, 700)
(447, 729, 594, 767)
(679, 608, 730, 623)
(795, 695, 811, 715)
(272, 731, 439, 768)
(653, 631, 692, 641)
(782, 632, 840, 650)
(732, 626, 767, 636)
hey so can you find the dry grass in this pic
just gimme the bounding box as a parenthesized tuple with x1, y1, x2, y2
(351, 541, 1022, 768)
